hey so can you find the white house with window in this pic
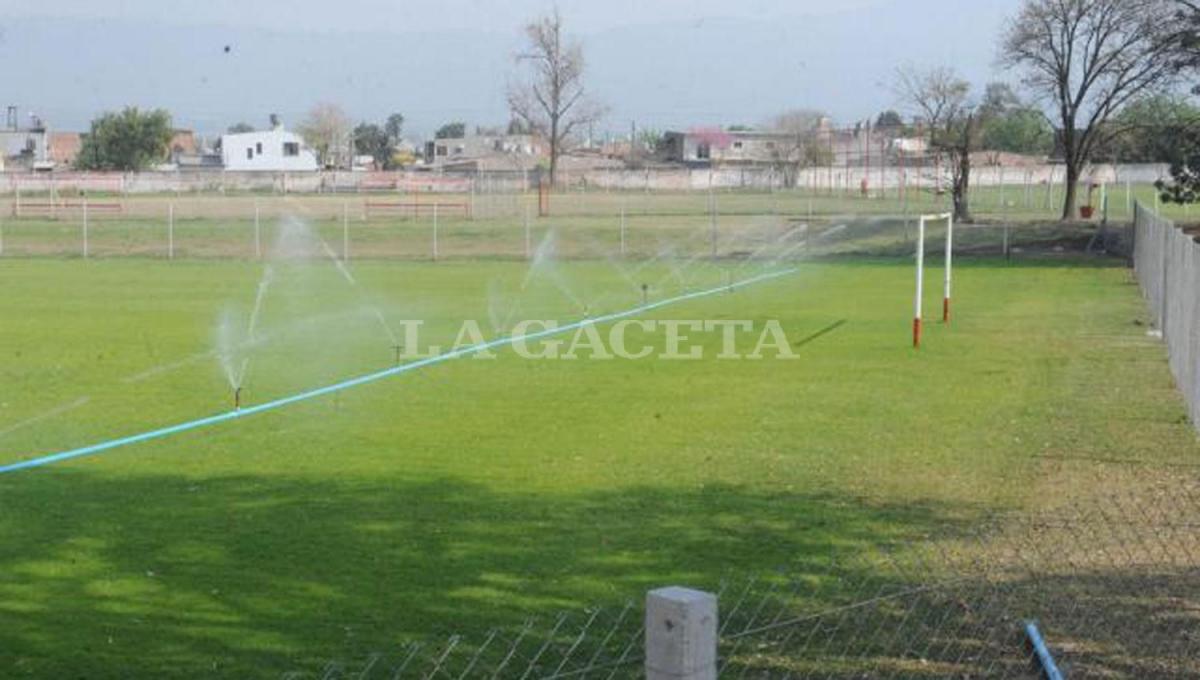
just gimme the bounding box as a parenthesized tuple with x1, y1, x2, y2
(220, 127, 317, 171)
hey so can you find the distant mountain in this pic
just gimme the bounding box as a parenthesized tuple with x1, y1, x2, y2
(0, 2, 1013, 138)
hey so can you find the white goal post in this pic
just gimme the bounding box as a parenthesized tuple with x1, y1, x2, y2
(913, 212, 954, 349)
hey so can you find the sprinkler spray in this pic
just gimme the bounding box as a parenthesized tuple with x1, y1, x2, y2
(641, 283, 649, 305)
(234, 387, 243, 410)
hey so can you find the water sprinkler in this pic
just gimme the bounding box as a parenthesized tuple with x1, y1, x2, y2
(234, 387, 243, 410)
(393, 344, 403, 366)
(641, 283, 649, 305)
(582, 304, 590, 319)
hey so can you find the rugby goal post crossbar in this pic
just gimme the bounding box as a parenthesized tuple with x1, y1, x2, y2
(913, 212, 954, 349)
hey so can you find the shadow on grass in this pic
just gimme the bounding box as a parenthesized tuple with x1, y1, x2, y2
(0, 470, 972, 678)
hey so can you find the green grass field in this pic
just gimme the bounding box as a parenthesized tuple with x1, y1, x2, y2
(1, 225, 1195, 677)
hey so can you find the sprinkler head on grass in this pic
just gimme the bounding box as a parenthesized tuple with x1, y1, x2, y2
(234, 387, 243, 410)
(393, 344, 403, 367)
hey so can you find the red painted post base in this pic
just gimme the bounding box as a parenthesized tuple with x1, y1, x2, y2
(912, 317, 922, 349)
(943, 297, 950, 323)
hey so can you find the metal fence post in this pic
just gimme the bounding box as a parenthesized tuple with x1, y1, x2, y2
(82, 196, 89, 259)
(1161, 210, 1170, 333)
(620, 199, 627, 258)
(524, 204, 532, 260)
(254, 199, 261, 259)
(645, 587, 717, 680)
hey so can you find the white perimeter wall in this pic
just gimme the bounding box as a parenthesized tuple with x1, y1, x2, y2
(0, 163, 1171, 195)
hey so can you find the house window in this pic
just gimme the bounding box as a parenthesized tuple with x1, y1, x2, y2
(696, 143, 711, 160)
(283, 142, 299, 157)
(733, 141, 743, 150)
(246, 147, 253, 160)
(256, 142, 263, 155)
(436, 145, 447, 156)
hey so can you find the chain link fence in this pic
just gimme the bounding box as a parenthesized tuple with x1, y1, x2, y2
(1134, 201, 1200, 431)
(0, 193, 1130, 261)
(283, 482, 1200, 679)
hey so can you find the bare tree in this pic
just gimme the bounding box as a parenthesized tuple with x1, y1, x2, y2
(507, 9, 605, 187)
(1000, 0, 1178, 219)
(896, 66, 981, 221)
(765, 110, 831, 187)
(298, 102, 351, 169)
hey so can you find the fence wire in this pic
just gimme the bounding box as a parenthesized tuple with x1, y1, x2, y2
(284, 484, 1200, 679)
(1134, 201, 1200, 431)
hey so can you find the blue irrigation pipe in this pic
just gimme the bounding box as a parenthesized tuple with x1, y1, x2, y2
(0, 267, 798, 475)
(1024, 620, 1064, 680)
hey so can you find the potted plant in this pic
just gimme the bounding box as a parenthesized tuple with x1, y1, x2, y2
(1080, 182, 1097, 219)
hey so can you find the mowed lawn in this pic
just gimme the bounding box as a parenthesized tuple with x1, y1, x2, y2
(0, 254, 1194, 677)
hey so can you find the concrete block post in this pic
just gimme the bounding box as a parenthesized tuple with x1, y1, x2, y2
(645, 587, 717, 680)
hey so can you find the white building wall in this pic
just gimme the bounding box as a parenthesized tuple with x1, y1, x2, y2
(221, 128, 318, 171)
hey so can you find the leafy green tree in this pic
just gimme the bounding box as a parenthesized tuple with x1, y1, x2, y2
(435, 122, 466, 139)
(384, 113, 405, 144)
(978, 82, 1021, 118)
(1157, 127, 1200, 204)
(76, 107, 173, 171)
(1106, 95, 1200, 162)
(227, 122, 255, 134)
(874, 110, 904, 129)
(353, 122, 393, 168)
(506, 118, 530, 135)
(637, 128, 664, 153)
(1152, 3, 1200, 203)
(981, 108, 1053, 155)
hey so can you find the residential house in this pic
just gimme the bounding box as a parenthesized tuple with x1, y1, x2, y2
(169, 130, 198, 159)
(220, 125, 318, 171)
(661, 124, 899, 168)
(423, 133, 544, 169)
(48, 132, 82, 167)
(0, 108, 51, 170)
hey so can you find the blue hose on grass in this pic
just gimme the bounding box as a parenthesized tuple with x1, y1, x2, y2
(1024, 620, 1064, 680)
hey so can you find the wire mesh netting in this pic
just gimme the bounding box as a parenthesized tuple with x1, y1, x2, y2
(1134, 202, 1200, 431)
(0, 191, 1132, 261)
(284, 482, 1200, 679)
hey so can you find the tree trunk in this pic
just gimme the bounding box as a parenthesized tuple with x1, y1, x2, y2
(953, 150, 971, 222)
(548, 117, 559, 188)
(1061, 161, 1080, 221)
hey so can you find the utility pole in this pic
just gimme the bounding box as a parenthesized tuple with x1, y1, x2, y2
(629, 120, 637, 166)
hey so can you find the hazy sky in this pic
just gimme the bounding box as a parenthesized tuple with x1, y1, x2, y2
(0, 0, 1026, 138)
(2, 0, 907, 33)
